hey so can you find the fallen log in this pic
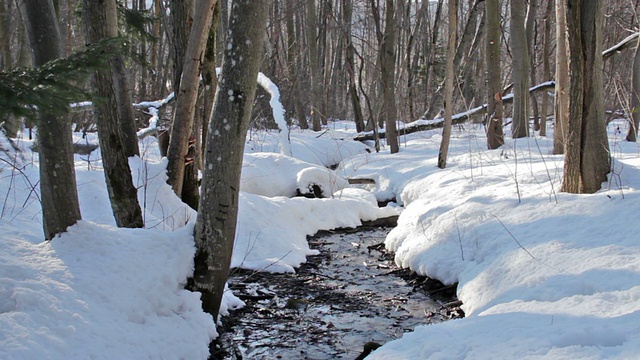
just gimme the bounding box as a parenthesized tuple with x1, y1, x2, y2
(361, 215, 399, 228)
(347, 178, 376, 185)
(353, 81, 556, 142)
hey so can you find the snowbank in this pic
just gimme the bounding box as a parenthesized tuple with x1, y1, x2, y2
(365, 123, 640, 359)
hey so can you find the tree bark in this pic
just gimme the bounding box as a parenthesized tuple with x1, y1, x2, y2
(627, 35, 640, 142)
(0, 0, 10, 69)
(82, 0, 143, 228)
(485, 0, 504, 149)
(20, 0, 82, 239)
(561, 0, 610, 194)
(170, 0, 193, 93)
(0, 0, 19, 138)
(343, 0, 365, 133)
(554, 0, 568, 154)
(426, 0, 483, 119)
(511, 0, 530, 138)
(526, 0, 540, 132)
(201, 1, 220, 158)
(381, 0, 399, 153)
(438, 0, 457, 169)
(422, 0, 444, 120)
(306, 0, 323, 131)
(540, 0, 553, 137)
(191, 0, 270, 321)
(166, 0, 217, 206)
(285, 0, 307, 129)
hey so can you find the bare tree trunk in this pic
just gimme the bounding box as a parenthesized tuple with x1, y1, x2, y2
(0, 0, 20, 138)
(540, 0, 553, 137)
(511, 0, 530, 138)
(191, 0, 270, 322)
(554, 0, 568, 154)
(166, 0, 217, 205)
(285, 0, 307, 129)
(627, 35, 640, 142)
(150, 0, 162, 98)
(427, 0, 483, 118)
(170, 0, 193, 93)
(485, 0, 504, 149)
(561, 0, 610, 194)
(306, 0, 323, 131)
(20, 0, 82, 240)
(455, 0, 485, 108)
(201, 1, 220, 157)
(82, 0, 143, 228)
(406, 2, 427, 120)
(0, 0, 10, 69)
(343, 0, 366, 132)
(381, 0, 399, 153)
(423, 0, 443, 120)
(438, 0, 457, 168)
(526, 0, 540, 132)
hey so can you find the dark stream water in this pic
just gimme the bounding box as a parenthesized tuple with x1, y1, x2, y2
(213, 227, 462, 360)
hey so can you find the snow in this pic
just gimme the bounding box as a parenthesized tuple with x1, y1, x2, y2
(1, 114, 640, 359)
(0, 120, 394, 359)
(257, 72, 291, 156)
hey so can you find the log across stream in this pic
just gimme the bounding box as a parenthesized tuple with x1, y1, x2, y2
(212, 226, 464, 359)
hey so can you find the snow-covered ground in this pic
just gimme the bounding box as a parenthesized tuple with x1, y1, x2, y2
(1, 117, 639, 359)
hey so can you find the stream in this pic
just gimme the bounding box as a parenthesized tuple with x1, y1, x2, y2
(212, 227, 463, 360)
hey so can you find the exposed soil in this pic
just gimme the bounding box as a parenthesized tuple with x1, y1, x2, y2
(211, 227, 464, 360)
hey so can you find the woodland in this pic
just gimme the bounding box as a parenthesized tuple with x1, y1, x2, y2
(1, 0, 640, 359)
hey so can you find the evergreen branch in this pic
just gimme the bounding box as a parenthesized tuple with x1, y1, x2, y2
(0, 37, 125, 119)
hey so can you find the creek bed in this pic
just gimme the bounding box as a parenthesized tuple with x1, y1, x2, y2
(213, 227, 463, 359)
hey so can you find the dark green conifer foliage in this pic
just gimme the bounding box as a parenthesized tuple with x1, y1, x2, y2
(0, 38, 124, 120)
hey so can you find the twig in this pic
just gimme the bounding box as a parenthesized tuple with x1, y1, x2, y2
(492, 214, 536, 260)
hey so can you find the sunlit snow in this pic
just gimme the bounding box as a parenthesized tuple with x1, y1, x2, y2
(1, 115, 639, 359)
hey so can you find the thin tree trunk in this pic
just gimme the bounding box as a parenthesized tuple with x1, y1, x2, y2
(540, 0, 553, 137)
(191, 0, 270, 322)
(554, 0, 568, 154)
(438, 0, 457, 168)
(485, 0, 504, 149)
(428, 0, 483, 118)
(627, 35, 640, 142)
(20, 0, 82, 239)
(406, 2, 427, 120)
(0, 0, 10, 69)
(201, 1, 220, 157)
(150, 0, 161, 98)
(0, 0, 20, 137)
(381, 0, 399, 153)
(166, 0, 217, 203)
(423, 0, 443, 120)
(511, 0, 530, 138)
(306, 1, 323, 131)
(285, 0, 307, 128)
(526, 0, 540, 132)
(343, 0, 365, 132)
